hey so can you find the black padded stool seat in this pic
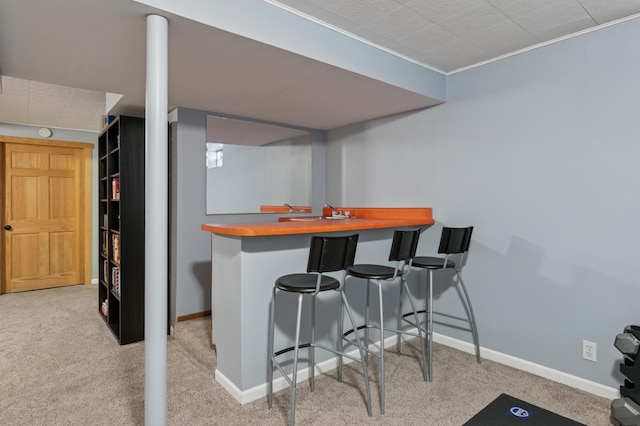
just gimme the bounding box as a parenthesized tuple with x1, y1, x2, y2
(276, 274, 340, 293)
(347, 264, 397, 280)
(267, 234, 372, 426)
(412, 256, 456, 269)
(341, 228, 427, 415)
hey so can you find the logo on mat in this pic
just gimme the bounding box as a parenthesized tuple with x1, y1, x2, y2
(509, 406, 530, 418)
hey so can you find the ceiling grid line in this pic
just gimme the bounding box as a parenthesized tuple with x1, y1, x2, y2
(576, 0, 599, 24)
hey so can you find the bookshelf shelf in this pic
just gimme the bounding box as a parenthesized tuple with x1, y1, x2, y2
(97, 115, 145, 345)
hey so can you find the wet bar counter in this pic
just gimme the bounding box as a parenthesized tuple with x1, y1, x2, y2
(201, 207, 433, 236)
(200, 207, 433, 404)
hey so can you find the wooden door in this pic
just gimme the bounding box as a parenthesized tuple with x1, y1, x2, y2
(3, 141, 90, 292)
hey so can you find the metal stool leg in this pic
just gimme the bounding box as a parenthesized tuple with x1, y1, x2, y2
(376, 279, 385, 414)
(267, 287, 276, 409)
(337, 290, 345, 382)
(359, 278, 386, 413)
(395, 280, 404, 354)
(290, 293, 304, 426)
(428, 270, 434, 382)
(456, 270, 481, 363)
(340, 290, 373, 417)
(394, 276, 428, 381)
(402, 277, 428, 381)
(364, 280, 371, 364)
(310, 295, 316, 391)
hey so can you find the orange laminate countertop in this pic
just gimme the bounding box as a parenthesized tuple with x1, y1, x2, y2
(201, 207, 433, 237)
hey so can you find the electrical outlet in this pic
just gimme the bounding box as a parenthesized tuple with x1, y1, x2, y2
(583, 340, 597, 361)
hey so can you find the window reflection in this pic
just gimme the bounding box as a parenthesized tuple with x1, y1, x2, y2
(206, 143, 223, 169)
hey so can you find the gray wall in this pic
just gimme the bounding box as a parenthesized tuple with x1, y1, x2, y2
(171, 108, 214, 319)
(0, 123, 99, 279)
(326, 18, 640, 389)
(171, 108, 327, 319)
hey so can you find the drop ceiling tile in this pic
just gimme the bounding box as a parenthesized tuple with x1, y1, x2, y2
(0, 77, 105, 131)
(489, 0, 596, 37)
(27, 80, 70, 123)
(397, 23, 487, 71)
(439, 2, 512, 34)
(579, 0, 640, 24)
(469, 21, 538, 53)
(320, 0, 401, 26)
(436, 3, 535, 51)
(0, 76, 29, 124)
(0, 75, 29, 94)
(529, 17, 595, 41)
(403, 0, 489, 23)
(397, 23, 458, 52)
(361, 4, 436, 42)
(58, 88, 105, 130)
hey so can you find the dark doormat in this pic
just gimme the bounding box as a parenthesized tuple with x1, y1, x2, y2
(463, 393, 585, 426)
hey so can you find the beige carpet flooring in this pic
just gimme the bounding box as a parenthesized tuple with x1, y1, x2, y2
(0, 285, 615, 425)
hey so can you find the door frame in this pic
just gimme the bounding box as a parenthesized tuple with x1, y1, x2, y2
(0, 135, 93, 294)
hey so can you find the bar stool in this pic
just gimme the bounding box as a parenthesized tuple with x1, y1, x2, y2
(340, 229, 427, 414)
(267, 234, 372, 426)
(398, 226, 479, 382)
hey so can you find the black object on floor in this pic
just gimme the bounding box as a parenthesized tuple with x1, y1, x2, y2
(464, 393, 585, 426)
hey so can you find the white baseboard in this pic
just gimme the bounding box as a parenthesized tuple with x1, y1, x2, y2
(215, 344, 363, 405)
(215, 370, 253, 404)
(432, 333, 620, 400)
(218, 331, 619, 405)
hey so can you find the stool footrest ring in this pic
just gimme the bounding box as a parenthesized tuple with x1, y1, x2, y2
(274, 342, 311, 357)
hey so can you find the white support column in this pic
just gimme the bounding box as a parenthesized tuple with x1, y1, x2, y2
(145, 13, 169, 426)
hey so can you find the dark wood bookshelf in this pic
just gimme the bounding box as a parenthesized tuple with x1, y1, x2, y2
(97, 115, 145, 345)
